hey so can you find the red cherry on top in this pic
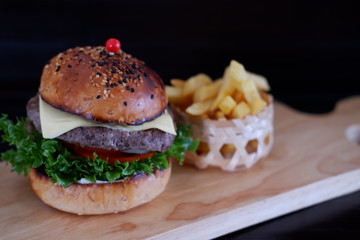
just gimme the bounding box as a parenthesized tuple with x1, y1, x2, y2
(105, 38, 121, 53)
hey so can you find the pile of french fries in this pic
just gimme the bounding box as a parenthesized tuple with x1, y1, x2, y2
(166, 60, 270, 120)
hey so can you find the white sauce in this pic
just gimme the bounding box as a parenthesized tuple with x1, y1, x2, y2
(76, 178, 125, 184)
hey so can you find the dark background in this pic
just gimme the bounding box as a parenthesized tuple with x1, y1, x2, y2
(1, 0, 359, 239)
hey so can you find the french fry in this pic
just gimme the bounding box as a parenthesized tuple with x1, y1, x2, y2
(247, 72, 270, 91)
(237, 80, 261, 103)
(165, 59, 270, 119)
(182, 73, 212, 97)
(231, 101, 251, 119)
(220, 144, 236, 158)
(214, 110, 226, 119)
(214, 78, 223, 83)
(228, 60, 248, 81)
(218, 95, 236, 115)
(185, 99, 214, 116)
(193, 84, 219, 102)
(165, 86, 183, 104)
(245, 139, 258, 154)
(249, 98, 267, 115)
(213, 79, 224, 86)
(196, 141, 210, 155)
(170, 79, 186, 88)
(210, 68, 235, 111)
(211, 60, 247, 111)
(260, 91, 271, 104)
(232, 90, 245, 103)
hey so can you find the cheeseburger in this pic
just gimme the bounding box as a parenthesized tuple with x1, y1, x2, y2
(0, 39, 197, 215)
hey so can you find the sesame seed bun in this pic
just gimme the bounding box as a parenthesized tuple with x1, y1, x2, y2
(39, 46, 167, 125)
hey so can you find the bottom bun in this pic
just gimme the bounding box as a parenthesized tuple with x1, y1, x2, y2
(28, 163, 171, 215)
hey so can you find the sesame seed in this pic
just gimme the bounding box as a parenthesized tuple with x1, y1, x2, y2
(126, 86, 130, 91)
(123, 101, 127, 106)
(151, 94, 154, 99)
(55, 66, 60, 72)
(131, 88, 135, 93)
(96, 95, 101, 99)
(68, 64, 72, 68)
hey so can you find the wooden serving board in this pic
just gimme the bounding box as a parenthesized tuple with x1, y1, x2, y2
(1, 97, 360, 240)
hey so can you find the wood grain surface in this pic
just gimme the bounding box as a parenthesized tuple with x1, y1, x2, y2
(1, 97, 360, 240)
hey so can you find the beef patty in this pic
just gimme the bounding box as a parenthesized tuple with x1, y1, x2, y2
(26, 96, 176, 152)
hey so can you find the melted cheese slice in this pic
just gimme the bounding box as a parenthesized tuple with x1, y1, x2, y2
(39, 97, 176, 139)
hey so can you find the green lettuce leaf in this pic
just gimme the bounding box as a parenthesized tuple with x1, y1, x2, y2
(0, 114, 199, 187)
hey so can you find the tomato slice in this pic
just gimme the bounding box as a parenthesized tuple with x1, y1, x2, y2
(65, 143, 154, 165)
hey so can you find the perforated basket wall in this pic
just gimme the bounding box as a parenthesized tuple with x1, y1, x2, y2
(173, 97, 274, 171)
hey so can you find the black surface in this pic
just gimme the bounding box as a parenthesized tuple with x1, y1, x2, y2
(1, 1, 359, 239)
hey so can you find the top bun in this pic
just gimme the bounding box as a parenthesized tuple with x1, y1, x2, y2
(39, 46, 167, 125)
